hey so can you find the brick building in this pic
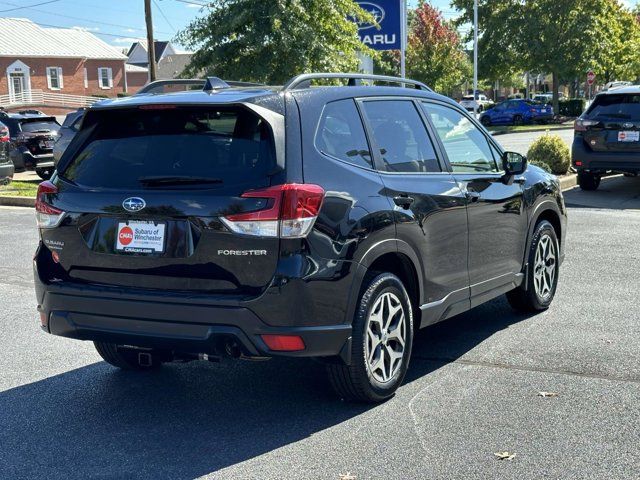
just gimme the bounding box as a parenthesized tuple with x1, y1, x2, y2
(0, 18, 127, 103)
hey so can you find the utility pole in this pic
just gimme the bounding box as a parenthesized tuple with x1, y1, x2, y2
(144, 0, 157, 82)
(472, 0, 478, 116)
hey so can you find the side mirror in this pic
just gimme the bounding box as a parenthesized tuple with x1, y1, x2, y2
(502, 151, 527, 175)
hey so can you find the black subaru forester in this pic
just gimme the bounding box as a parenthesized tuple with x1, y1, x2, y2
(34, 74, 567, 402)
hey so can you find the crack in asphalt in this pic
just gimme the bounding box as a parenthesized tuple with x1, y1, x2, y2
(412, 355, 640, 385)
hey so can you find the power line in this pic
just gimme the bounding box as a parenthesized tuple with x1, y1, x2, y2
(0, 0, 60, 12)
(153, 0, 176, 33)
(173, 0, 207, 7)
(1, 0, 174, 36)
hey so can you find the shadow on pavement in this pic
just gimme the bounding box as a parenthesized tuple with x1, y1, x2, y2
(564, 175, 640, 210)
(0, 297, 532, 479)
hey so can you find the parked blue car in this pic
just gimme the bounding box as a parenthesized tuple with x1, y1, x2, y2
(480, 99, 553, 126)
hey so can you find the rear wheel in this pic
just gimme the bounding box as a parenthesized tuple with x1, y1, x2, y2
(577, 171, 600, 191)
(513, 114, 524, 126)
(506, 220, 559, 312)
(36, 168, 53, 180)
(94, 342, 166, 370)
(327, 272, 414, 403)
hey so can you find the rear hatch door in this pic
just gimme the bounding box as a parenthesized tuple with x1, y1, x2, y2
(48, 104, 283, 295)
(18, 117, 59, 155)
(582, 93, 640, 152)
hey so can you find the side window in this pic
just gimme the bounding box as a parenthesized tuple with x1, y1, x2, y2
(360, 100, 440, 173)
(315, 99, 373, 169)
(422, 102, 499, 173)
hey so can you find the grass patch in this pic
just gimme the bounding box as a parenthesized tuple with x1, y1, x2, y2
(488, 123, 573, 134)
(0, 180, 39, 197)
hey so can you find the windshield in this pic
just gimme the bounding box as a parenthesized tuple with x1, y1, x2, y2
(61, 106, 276, 189)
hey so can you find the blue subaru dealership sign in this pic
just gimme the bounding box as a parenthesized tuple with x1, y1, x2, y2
(354, 0, 402, 51)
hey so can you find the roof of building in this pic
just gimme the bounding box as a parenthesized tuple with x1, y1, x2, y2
(0, 18, 127, 60)
(125, 64, 149, 73)
(126, 40, 171, 62)
(157, 54, 193, 79)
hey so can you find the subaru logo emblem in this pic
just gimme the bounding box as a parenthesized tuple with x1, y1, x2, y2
(623, 122, 634, 129)
(354, 2, 385, 30)
(122, 197, 146, 212)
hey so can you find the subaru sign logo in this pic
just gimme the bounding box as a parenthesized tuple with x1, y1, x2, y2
(352, 0, 401, 51)
(356, 2, 386, 30)
(122, 197, 146, 212)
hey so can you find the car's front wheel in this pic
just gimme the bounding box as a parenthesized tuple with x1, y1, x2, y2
(480, 116, 491, 127)
(577, 171, 600, 191)
(94, 342, 166, 370)
(327, 272, 414, 403)
(506, 220, 560, 312)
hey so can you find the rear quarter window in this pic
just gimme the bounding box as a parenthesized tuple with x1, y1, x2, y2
(61, 106, 276, 189)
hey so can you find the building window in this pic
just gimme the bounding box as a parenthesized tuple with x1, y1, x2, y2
(98, 67, 113, 89)
(83, 68, 88, 89)
(46, 67, 63, 90)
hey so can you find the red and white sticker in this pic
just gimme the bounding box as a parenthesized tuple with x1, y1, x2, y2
(116, 221, 165, 253)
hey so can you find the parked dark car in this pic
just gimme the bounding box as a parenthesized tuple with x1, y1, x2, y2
(0, 121, 14, 184)
(480, 99, 553, 126)
(572, 86, 640, 190)
(0, 111, 60, 179)
(34, 74, 567, 402)
(53, 108, 85, 166)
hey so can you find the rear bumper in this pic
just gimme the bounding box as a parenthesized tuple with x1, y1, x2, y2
(11, 149, 54, 171)
(572, 138, 640, 174)
(34, 261, 352, 360)
(0, 162, 14, 181)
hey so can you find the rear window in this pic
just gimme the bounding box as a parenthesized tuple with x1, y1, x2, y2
(20, 120, 60, 133)
(586, 94, 640, 120)
(61, 106, 276, 189)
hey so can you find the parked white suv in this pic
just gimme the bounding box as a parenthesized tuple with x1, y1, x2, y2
(459, 94, 493, 112)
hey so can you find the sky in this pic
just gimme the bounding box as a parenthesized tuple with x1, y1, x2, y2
(0, 0, 458, 51)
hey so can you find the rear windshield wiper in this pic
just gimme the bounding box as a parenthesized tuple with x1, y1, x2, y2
(138, 175, 224, 186)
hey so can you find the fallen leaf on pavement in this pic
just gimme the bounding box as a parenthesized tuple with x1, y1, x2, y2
(537, 391, 558, 398)
(339, 473, 356, 480)
(494, 451, 516, 461)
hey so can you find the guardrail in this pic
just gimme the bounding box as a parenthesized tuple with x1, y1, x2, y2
(0, 90, 100, 109)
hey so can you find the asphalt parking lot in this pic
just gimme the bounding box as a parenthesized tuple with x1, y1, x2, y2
(1, 175, 639, 479)
(495, 128, 574, 155)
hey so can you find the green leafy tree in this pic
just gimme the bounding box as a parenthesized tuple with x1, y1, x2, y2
(404, 1, 471, 94)
(176, 0, 376, 84)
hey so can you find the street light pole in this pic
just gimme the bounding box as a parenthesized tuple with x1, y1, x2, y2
(473, 0, 478, 116)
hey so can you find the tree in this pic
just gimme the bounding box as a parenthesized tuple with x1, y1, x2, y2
(404, 2, 471, 94)
(176, 0, 376, 84)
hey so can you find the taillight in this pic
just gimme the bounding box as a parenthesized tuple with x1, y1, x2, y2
(221, 183, 325, 238)
(35, 181, 65, 228)
(575, 118, 598, 132)
(0, 128, 8, 143)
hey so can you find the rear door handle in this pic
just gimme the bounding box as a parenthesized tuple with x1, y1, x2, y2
(465, 191, 481, 203)
(393, 195, 414, 209)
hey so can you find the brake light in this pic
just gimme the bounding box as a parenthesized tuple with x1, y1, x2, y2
(139, 104, 177, 110)
(261, 334, 305, 352)
(35, 181, 65, 228)
(221, 183, 325, 238)
(575, 118, 598, 132)
(0, 128, 8, 142)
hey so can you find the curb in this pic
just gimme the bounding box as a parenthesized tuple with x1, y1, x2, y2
(491, 126, 573, 136)
(559, 174, 577, 191)
(0, 196, 36, 207)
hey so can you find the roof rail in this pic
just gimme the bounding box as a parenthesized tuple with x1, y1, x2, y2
(282, 73, 432, 92)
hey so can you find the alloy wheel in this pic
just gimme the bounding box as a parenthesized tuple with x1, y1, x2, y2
(365, 292, 406, 383)
(533, 234, 557, 300)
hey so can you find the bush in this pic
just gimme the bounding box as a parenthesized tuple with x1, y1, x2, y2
(117, 92, 131, 98)
(527, 134, 570, 174)
(558, 98, 586, 117)
(529, 159, 552, 173)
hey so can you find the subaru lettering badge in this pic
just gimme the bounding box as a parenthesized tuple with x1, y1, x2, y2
(355, 2, 385, 30)
(122, 197, 146, 212)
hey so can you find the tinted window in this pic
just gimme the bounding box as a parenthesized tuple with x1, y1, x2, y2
(361, 100, 440, 173)
(20, 120, 60, 133)
(315, 100, 372, 168)
(586, 94, 640, 120)
(422, 103, 498, 173)
(61, 106, 276, 189)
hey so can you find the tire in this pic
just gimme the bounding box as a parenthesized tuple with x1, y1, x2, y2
(506, 220, 560, 312)
(480, 116, 491, 127)
(577, 171, 600, 191)
(513, 115, 523, 126)
(36, 168, 53, 180)
(94, 342, 165, 370)
(477, 105, 483, 113)
(327, 272, 414, 403)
